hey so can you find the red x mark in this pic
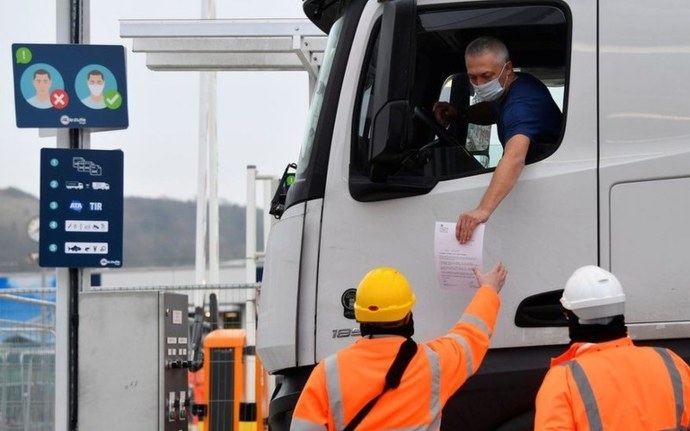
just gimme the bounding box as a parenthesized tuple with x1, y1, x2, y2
(50, 89, 69, 109)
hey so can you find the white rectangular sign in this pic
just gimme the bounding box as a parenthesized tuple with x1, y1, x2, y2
(65, 220, 109, 233)
(64, 242, 109, 254)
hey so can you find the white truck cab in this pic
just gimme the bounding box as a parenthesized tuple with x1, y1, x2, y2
(258, 0, 690, 429)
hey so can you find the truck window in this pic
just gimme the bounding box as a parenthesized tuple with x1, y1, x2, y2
(440, 72, 566, 169)
(297, 17, 344, 178)
(352, 4, 569, 196)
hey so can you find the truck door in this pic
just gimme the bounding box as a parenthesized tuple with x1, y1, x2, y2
(315, 0, 598, 357)
(600, 1, 690, 334)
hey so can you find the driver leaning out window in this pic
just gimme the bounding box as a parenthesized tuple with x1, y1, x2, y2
(433, 36, 562, 244)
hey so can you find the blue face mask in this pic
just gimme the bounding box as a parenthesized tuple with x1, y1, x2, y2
(472, 63, 508, 102)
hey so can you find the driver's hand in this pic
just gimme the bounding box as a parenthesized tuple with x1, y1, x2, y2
(433, 102, 458, 128)
(456, 207, 491, 244)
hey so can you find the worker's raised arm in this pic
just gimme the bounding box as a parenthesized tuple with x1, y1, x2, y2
(426, 263, 506, 403)
(291, 362, 330, 431)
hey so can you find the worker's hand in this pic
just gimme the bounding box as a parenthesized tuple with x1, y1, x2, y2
(472, 263, 507, 293)
(456, 207, 491, 244)
(433, 102, 458, 128)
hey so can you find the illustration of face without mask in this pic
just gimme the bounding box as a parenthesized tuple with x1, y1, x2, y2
(33, 73, 52, 98)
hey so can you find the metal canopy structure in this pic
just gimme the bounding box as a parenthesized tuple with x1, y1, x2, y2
(119, 19, 327, 78)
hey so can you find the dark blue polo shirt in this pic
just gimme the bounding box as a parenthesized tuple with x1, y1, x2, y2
(494, 72, 563, 162)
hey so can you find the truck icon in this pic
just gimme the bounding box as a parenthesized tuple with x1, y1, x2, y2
(92, 182, 110, 191)
(73, 157, 103, 176)
(65, 181, 84, 190)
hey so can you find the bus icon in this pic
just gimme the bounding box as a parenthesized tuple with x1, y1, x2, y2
(92, 182, 110, 190)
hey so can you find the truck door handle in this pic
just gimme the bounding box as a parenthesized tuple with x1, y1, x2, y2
(515, 289, 568, 328)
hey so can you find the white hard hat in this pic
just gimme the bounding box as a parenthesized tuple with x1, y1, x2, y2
(561, 265, 626, 323)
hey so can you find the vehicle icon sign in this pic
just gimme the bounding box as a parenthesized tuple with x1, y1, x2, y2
(92, 182, 110, 190)
(68, 245, 81, 252)
(66, 181, 84, 190)
(72, 157, 102, 176)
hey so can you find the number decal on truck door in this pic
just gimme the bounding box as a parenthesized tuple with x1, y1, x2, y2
(331, 328, 361, 339)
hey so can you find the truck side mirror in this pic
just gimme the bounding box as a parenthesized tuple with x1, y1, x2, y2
(369, 0, 417, 181)
(515, 289, 569, 328)
(269, 163, 297, 219)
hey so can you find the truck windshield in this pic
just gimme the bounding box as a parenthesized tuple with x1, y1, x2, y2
(295, 17, 344, 176)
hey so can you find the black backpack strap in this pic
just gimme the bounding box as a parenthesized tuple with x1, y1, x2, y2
(342, 338, 418, 431)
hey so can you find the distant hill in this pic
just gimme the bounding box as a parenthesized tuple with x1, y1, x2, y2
(0, 187, 262, 273)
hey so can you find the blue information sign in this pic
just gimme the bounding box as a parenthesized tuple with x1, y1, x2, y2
(39, 148, 124, 268)
(12, 44, 128, 129)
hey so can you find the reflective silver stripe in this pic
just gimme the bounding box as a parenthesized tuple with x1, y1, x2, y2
(445, 333, 474, 377)
(459, 313, 491, 336)
(654, 348, 685, 428)
(429, 412, 442, 430)
(424, 346, 441, 425)
(290, 417, 328, 431)
(324, 355, 345, 431)
(566, 361, 603, 431)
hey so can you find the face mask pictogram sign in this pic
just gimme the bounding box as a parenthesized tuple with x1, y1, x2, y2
(12, 44, 128, 129)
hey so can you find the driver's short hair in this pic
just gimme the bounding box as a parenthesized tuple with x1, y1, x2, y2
(465, 36, 509, 64)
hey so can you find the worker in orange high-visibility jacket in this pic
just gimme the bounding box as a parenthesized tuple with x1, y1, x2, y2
(535, 265, 690, 430)
(290, 262, 507, 431)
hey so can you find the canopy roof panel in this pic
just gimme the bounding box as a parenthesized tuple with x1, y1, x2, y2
(120, 19, 327, 74)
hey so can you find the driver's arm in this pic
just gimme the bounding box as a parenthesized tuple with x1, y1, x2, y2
(456, 134, 529, 243)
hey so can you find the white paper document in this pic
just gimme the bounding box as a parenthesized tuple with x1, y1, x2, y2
(434, 222, 485, 290)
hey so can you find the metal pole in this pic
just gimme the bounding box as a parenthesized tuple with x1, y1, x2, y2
(246, 166, 257, 284)
(205, 0, 220, 287)
(55, 1, 90, 430)
(245, 166, 257, 405)
(194, 0, 218, 304)
(54, 1, 70, 427)
(259, 176, 278, 252)
(54, 268, 69, 431)
(194, 70, 209, 292)
(207, 73, 219, 285)
(244, 289, 257, 402)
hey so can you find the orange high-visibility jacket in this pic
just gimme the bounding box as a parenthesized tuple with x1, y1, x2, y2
(290, 286, 500, 431)
(535, 337, 690, 431)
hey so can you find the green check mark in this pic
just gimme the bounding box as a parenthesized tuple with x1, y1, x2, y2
(103, 90, 122, 110)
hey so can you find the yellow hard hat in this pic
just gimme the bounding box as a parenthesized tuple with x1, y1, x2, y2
(354, 267, 416, 323)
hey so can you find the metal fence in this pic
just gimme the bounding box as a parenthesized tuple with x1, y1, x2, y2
(0, 283, 259, 431)
(0, 288, 55, 431)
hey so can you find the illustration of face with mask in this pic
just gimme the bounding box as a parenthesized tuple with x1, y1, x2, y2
(466, 43, 514, 102)
(81, 70, 106, 109)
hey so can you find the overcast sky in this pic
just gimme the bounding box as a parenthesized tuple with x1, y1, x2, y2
(0, 0, 311, 205)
